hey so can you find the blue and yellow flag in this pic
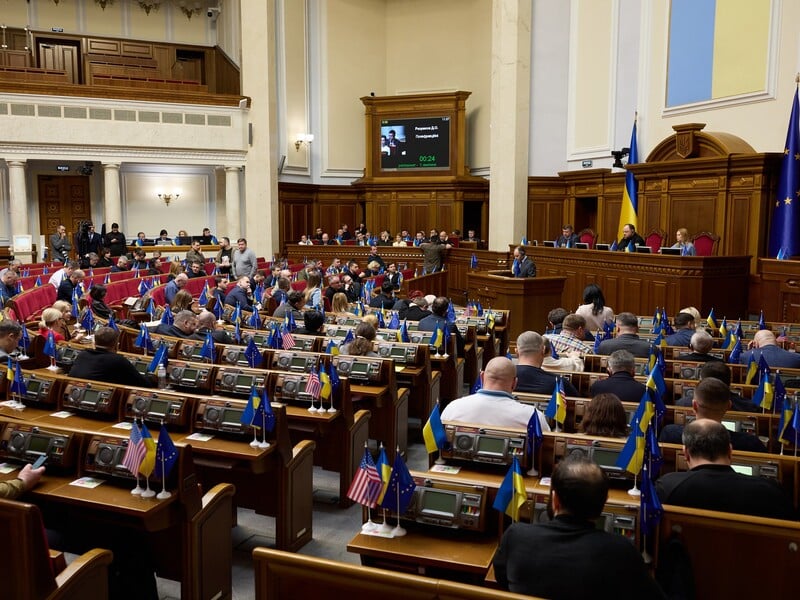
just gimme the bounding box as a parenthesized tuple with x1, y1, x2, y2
(492, 456, 526, 521)
(319, 363, 332, 401)
(706, 308, 717, 330)
(376, 445, 392, 504)
(617, 118, 639, 239)
(744, 354, 758, 385)
(422, 403, 447, 454)
(430, 322, 444, 352)
(752, 360, 774, 411)
(545, 377, 566, 425)
(139, 422, 157, 477)
(240, 385, 260, 426)
(728, 336, 742, 364)
(770, 85, 800, 259)
(617, 416, 646, 475)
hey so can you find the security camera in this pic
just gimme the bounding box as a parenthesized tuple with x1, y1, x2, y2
(207, 7, 220, 19)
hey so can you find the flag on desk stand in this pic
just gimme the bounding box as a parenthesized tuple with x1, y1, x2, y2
(198, 283, 209, 307)
(493, 456, 526, 522)
(248, 308, 261, 329)
(550, 340, 559, 360)
(160, 305, 174, 326)
(398, 320, 410, 343)
(744, 354, 758, 385)
(719, 318, 731, 349)
(422, 402, 447, 455)
(752, 356, 774, 411)
(470, 254, 478, 269)
(775, 375, 792, 449)
(306, 367, 322, 412)
(610, 240, 619, 251)
(244, 337, 262, 367)
(138, 277, 150, 297)
(156, 423, 178, 500)
(213, 297, 225, 321)
(139, 422, 157, 498)
(375, 444, 393, 533)
(123, 421, 147, 494)
(545, 376, 566, 429)
(617, 116, 639, 240)
(728, 336, 742, 364)
(593, 330, 603, 354)
(769, 84, 800, 260)
(17, 325, 30, 359)
(199, 331, 215, 363)
(281, 325, 295, 350)
(107, 314, 119, 332)
(758, 310, 767, 330)
(7, 358, 25, 400)
(380, 449, 416, 535)
(526, 409, 544, 477)
(34, 276, 41, 288)
(70, 287, 79, 319)
(603, 320, 615, 340)
(147, 343, 168, 374)
(80, 307, 95, 333)
(241, 385, 261, 447)
(325, 338, 340, 356)
(387, 311, 400, 330)
(430, 323, 444, 356)
(706, 308, 717, 331)
(342, 329, 355, 347)
(348, 443, 383, 524)
(639, 461, 663, 562)
(43, 330, 57, 369)
(134, 324, 154, 354)
(256, 386, 275, 435)
(470, 374, 483, 394)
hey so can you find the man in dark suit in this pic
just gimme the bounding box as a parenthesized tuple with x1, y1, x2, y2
(676, 330, 722, 363)
(675, 360, 758, 413)
(512, 246, 536, 278)
(740, 329, 800, 369)
(515, 331, 579, 396)
(224, 276, 258, 312)
(588, 349, 646, 403)
(56, 269, 85, 304)
(555, 224, 580, 248)
(665, 311, 696, 347)
(156, 310, 198, 339)
(659, 377, 767, 452)
(418, 296, 465, 355)
(384, 263, 402, 289)
(69, 326, 153, 387)
(657, 419, 794, 520)
(404, 297, 432, 321)
(615, 223, 645, 251)
(104, 222, 127, 257)
(596, 312, 651, 358)
(493, 456, 666, 598)
(192, 310, 234, 344)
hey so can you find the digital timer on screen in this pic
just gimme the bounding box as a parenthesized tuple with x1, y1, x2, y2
(379, 116, 451, 171)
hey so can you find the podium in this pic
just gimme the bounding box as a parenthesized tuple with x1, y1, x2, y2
(467, 271, 566, 345)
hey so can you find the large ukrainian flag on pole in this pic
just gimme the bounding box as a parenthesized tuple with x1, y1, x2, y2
(617, 117, 639, 239)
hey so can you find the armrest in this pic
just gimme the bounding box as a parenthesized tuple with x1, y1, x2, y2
(52, 548, 113, 600)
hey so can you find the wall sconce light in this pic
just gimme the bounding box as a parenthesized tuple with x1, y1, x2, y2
(294, 133, 314, 151)
(157, 190, 181, 206)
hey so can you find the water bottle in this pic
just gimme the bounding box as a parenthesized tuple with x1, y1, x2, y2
(157, 364, 167, 389)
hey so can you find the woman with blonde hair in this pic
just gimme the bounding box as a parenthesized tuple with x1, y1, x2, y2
(39, 307, 67, 343)
(171, 289, 195, 313)
(304, 271, 322, 308)
(671, 228, 696, 256)
(51, 300, 85, 341)
(331, 292, 349, 313)
(342, 321, 378, 357)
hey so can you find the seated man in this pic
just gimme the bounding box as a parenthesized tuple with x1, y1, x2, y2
(665, 311, 696, 347)
(675, 360, 758, 413)
(676, 330, 722, 363)
(555, 224, 580, 248)
(0, 269, 18, 303)
(656, 419, 795, 520)
(224, 276, 258, 312)
(596, 312, 651, 358)
(588, 349, 647, 403)
(493, 456, 665, 598)
(192, 310, 234, 344)
(56, 269, 85, 304)
(405, 296, 432, 321)
(156, 309, 198, 339)
(273, 290, 305, 322)
(164, 273, 188, 305)
(294, 310, 325, 336)
(546, 307, 569, 335)
(545, 314, 593, 355)
(186, 260, 206, 279)
(740, 329, 800, 369)
(0, 462, 44, 499)
(48, 260, 77, 289)
(659, 377, 767, 452)
(69, 326, 153, 387)
(541, 337, 585, 373)
(418, 296, 465, 356)
(515, 331, 579, 396)
(369, 281, 396, 310)
(442, 357, 550, 432)
(110, 255, 131, 272)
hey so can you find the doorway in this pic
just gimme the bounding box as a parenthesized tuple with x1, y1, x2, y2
(36, 38, 81, 83)
(38, 175, 92, 260)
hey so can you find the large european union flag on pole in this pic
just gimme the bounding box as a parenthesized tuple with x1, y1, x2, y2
(769, 86, 800, 258)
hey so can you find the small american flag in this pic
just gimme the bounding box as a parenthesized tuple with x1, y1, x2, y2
(121, 421, 146, 476)
(281, 328, 295, 350)
(306, 369, 322, 399)
(346, 448, 383, 508)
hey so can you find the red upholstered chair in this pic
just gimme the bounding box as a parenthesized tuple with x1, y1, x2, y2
(577, 228, 597, 248)
(691, 231, 720, 256)
(645, 228, 666, 253)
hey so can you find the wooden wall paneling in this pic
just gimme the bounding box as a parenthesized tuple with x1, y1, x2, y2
(152, 45, 173, 79)
(120, 41, 153, 59)
(727, 192, 756, 258)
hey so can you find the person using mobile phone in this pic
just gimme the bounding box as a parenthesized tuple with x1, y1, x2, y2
(0, 463, 45, 499)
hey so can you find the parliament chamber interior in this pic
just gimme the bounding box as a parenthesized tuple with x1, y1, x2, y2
(1, 1, 800, 599)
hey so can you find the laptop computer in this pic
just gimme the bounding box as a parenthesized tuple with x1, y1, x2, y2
(635, 245, 652, 254)
(543, 240, 556, 248)
(660, 247, 681, 256)
(575, 242, 589, 250)
(595, 243, 610, 251)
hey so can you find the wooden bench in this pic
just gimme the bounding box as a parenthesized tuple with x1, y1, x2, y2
(253, 547, 536, 600)
(0, 497, 112, 600)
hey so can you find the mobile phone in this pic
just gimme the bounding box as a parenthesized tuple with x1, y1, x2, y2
(32, 455, 47, 469)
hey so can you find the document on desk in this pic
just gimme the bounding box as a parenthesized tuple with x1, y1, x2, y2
(70, 477, 105, 489)
(185, 432, 214, 441)
(49, 411, 75, 419)
(430, 464, 461, 474)
(0, 462, 18, 474)
(111, 421, 133, 430)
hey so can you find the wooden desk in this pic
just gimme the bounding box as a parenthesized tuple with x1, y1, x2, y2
(525, 246, 751, 318)
(757, 258, 800, 322)
(347, 529, 499, 584)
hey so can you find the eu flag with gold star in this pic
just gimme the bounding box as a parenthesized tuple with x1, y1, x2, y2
(769, 86, 800, 258)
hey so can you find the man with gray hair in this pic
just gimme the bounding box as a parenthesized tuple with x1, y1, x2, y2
(156, 309, 198, 339)
(588, 349, 646, 403)
(0, 320, 22, 360)
(677, 330, 721, 363)
(164, 273, 188, 305)
(545, 314, 593, 355)
(515, 331, 579, 396)
(596, 312, 651, 358)
(656, 419, 794, 520)
(442, 356, 550, 432)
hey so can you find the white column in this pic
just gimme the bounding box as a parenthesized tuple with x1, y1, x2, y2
(102, 162, 122, 229)
(488, 0, 532, 251)
(7, 161, 29, 239)
(224, 165, 242, 241)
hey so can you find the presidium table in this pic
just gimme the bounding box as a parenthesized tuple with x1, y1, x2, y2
(514, 247, 751, 322)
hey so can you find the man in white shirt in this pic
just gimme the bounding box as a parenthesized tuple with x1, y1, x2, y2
(48, 260, 78, 289)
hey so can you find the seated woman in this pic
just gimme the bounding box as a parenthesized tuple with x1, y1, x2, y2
(174, 229, 190, 246)
(171, 289, 196, 313)
(575, 283, 614, 333)
(39, 307, 67, 343)
(88, 284, 113, 320)
(303, 272, 323, 309)
(671, 228, 696, 256)
(342, 321, 378, 357)
(331, 292, 349, 313)
(579, 393, 628, 438)
(51, 300, 85, 342)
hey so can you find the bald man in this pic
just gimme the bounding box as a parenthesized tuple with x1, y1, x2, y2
(441, 357, 550, 431)
(740, 329, 800, 369)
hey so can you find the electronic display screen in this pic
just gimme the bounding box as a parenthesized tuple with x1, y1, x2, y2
(28, 435, 49, 453)
(149, 399, 169, 415)
(592, 448, 621, 468)
(26, 379, 41, 394)
(380, 117, 451, 171)
(236, 374, 254, 387)
(183, 368, 198, 380)
(351, 362, 369, 375)
(731, 464, 754, 476)
(390, 347, 407, 358)
(476, 436, 506, 456)
(83, 389, 101, 403)
(222, 408, 243, 425)
(291, 357, 308, 368)
(420, 489, 458, 517)
(134, 362, 148, 374)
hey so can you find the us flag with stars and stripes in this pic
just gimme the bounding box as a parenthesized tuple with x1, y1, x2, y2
(305, 369, 322, 399)
(122, 421, 146, 475)
(346, 447, 383, 508)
